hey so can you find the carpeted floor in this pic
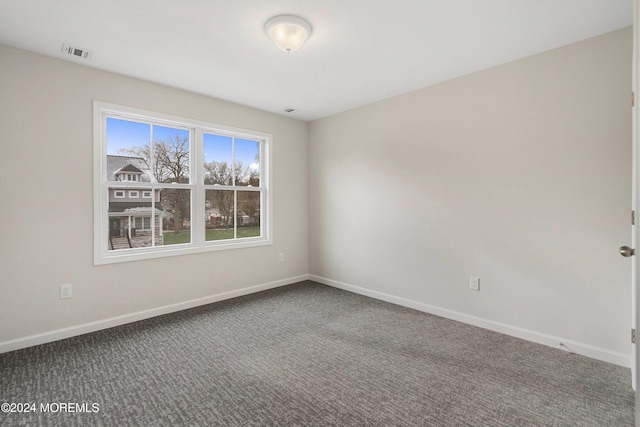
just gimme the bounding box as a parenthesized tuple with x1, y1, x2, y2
(0, 281, 634, 426)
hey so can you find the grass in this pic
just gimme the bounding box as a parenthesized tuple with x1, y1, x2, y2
(162, 227, 260, 245)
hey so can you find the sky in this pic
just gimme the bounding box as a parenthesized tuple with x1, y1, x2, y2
(106, 117, 260, 173)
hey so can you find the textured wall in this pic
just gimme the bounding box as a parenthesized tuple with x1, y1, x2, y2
(0, 27, 633, 362)
(0, 44, 309, 344)
(309, 28, 632, 359)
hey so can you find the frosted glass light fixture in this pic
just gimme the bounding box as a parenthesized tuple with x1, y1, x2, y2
(265, 15, 312, 53)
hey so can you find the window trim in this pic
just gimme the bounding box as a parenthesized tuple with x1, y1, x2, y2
(114, 190, 125, 198)
(128, 190, 139, 198)
(93, 101, 272, 265)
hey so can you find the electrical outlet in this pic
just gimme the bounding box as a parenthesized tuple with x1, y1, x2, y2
(278, 252, 285, 262)
(60, 284, 72, 299)
(469, 276, 480, 291)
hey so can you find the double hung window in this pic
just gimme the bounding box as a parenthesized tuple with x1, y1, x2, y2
(93, 101, 271, 264)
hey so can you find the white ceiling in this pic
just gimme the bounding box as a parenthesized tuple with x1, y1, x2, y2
(0, 0, 633, 121)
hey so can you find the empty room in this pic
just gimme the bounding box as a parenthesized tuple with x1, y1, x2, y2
(0, 1, 637, 425)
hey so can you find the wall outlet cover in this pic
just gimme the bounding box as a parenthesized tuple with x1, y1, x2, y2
(470, 276, 480, 291)
(60, 284, 72, 299)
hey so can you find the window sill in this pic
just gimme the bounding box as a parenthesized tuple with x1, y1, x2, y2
(94, 238, 272, 265)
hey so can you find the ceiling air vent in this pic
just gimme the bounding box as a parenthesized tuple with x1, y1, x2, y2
(61, 43, 93, 60)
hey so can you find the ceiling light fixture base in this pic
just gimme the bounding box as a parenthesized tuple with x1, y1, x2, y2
(265, 15, 312, 54)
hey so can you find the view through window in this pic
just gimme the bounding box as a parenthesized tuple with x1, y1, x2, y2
(94, 102, 271, 264)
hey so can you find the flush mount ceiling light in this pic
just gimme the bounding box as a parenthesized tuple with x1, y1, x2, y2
(265, 15, 312, 53)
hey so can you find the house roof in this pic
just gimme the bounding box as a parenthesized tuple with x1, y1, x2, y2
(109, 202, 163, 214)
(116, 164, 143, 174)
(107, 155, 153, 182)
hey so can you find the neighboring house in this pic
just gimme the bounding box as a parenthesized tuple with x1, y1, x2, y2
(205, 207, 224, 227)
(205, 207, 258, 228)
(107, 155, 163, 249)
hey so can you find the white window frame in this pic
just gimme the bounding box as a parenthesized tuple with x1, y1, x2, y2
(116, 173, 140, 182)
(93, 101, 272, 265)
(128, 190, 139, 198)
(142, 190, 152, 198)
(114, 190, 125, 198)
(134, 216, 151, 230)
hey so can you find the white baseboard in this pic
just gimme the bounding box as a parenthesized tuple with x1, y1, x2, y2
(0, 274, 310, 354)
(4, 273, 630, 368)
(309, 274, 631, 368)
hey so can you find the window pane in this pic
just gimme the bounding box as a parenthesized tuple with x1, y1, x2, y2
(106, 118, 153, 183)
(205, 189, 235, 241)
(153, 125, 190, 184)
(132, 217, 151, 230)
(108, 187, 161, 251)
(204, 133, 233, 185)
(98, 104, 270, 264)
(237, 191, 261, 238)
(106, 118, 150, 156)
(235, 139, 260, 187)
(160, 188, 191, 245)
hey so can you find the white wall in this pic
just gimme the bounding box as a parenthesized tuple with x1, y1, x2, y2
(309, 28, 633, 364)
(0, 27, 633, 365)
(0, 44, 309, 348)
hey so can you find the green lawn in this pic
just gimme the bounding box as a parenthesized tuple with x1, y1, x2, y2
(162, 227, 260, 245)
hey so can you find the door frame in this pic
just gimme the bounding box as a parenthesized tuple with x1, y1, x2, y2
(633, 0, 639, 401)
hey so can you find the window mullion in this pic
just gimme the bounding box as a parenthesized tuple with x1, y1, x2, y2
(95, 101, 271, 265)
(194, 128, 205, 245)
(151, 186, 156, 247)
(231, 136, 236, 186)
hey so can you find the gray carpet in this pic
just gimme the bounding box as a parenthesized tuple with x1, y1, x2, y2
(0, 281, 634, 426)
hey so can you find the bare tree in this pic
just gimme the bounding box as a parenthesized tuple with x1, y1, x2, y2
(204, 160, 252, 227)
(237, 191, 260, 225)
(118, 134, 190, 233)
(155, 135, 189, 183)
(117, 134, 189, 183)
(204, 160, 249, 185)
(207, 190, 234, 228)
(155, 135, 189, 233)
(248, 169, 259, 187)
